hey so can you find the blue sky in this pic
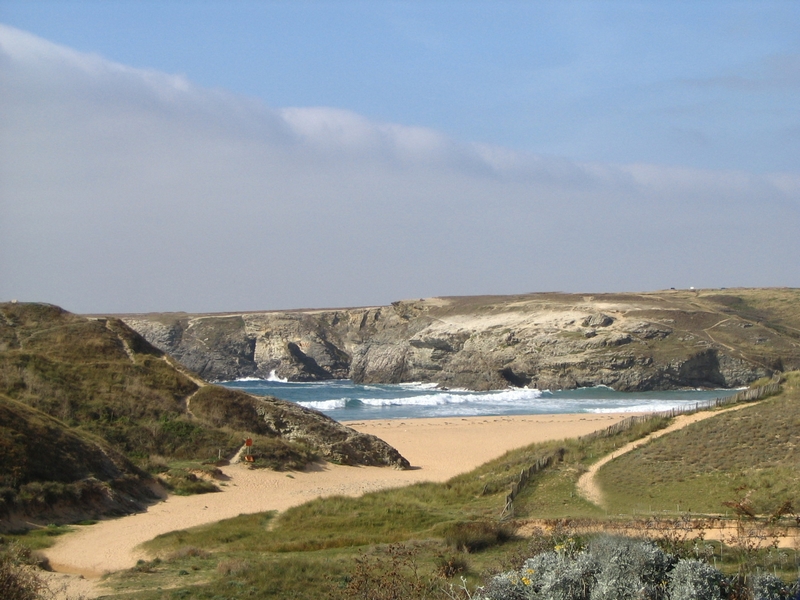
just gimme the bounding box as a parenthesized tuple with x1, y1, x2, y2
(1, 2, 799, 312)
(4, 1, 799, 171)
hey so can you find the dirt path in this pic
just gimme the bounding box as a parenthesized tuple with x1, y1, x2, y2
(42, 413, 631, 597)
(576, 402, 753, 508)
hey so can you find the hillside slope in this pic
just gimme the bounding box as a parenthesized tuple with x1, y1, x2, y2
(596, 372, 800, 515)
(0, 393, 158, 529)
(0, 302, 409, 527)
(122, 288, 800, 390)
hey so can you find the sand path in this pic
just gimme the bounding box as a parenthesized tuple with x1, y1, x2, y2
(43, 413, 629, 584)
(576, 403, 753, 508)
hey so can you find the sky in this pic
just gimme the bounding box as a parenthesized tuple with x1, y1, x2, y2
(1, 1, 799, 314)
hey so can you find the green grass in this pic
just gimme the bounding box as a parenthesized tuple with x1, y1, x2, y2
(140, 415, 673, 560)
(1, 524, 75, 552)
(507, 414, 673, 519)
(0, 302, 370, 530)
(83, 381, 800, 599)
(596, 372, 800, 516)
(109, 415, 668, 599)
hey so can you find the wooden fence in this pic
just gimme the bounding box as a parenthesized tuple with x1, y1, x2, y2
(500, 448, 565, 518)
(498, 375, 782, 519)
(581, 375, 783, 444)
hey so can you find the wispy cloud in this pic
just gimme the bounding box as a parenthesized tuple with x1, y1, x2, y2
(1, 25, 798, 313)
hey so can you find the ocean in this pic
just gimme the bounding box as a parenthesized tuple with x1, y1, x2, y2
(220, 375, 739, 421)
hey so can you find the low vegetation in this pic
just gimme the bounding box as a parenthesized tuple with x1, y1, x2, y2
(3, 300, 799, 597)
(477, 535, 797, 600)
(0, 301, 408, 529)
(77, 376, 797, 599)
(597, 371, 800, 516)
(0, 393, 157, 523)
(0, 540, 49, 600)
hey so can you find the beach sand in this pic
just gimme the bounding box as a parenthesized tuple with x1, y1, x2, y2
(42, 412, 630, 592)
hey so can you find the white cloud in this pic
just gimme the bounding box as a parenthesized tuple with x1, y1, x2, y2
(1, 24, 798, 313)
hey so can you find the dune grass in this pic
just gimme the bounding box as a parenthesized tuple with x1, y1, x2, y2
(507, 414, 673, 519)
(98, 415, 673, 599)
(597, 372, 800, 516)
(90, 378, 800, 598)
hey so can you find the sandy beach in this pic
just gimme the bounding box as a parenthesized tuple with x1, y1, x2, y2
(42, 413, 631, 587)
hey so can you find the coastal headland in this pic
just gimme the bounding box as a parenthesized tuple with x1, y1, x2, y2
(121, 288, 800, 391)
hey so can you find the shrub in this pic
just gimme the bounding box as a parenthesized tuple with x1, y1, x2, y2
(531, 550, 597, 600)
(667, 559, 726, 600)
(0, 542, 46, 600)
(750, 573, 793, 600)
(474, 537, 725, 600)
(167, 546, 211, 561)
(159, 469, 219, 496)
(247, 437, 317, 471)
(587, 536, 674, 600)
(435, 554, 468, 579)
(140, 455, 169, 474)
(335, 543, 439, 600)
(216, 558, 250, 576)
(443, 521, 515, 553)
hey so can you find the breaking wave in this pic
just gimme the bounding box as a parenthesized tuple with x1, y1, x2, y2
(219, 378, 738, 421)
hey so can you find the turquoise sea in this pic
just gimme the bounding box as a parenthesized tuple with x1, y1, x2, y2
(220, 377, 739, 421)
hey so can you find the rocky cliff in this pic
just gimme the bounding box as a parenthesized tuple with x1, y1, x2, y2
(121, 289, 800, 392)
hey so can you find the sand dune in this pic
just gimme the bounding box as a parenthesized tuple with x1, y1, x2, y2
(42, 413, 630, 595)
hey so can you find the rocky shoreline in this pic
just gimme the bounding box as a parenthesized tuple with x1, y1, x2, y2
(120, 289, 800, 392)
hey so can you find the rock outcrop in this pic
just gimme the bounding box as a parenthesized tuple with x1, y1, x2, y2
(121, 289, 800, 391)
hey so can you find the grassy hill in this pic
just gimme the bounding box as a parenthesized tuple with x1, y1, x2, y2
(0, 393, 157, 527)
(0, 302, 408, 528)
(0, 302, 234, 461)
(596, 371, 800, 515)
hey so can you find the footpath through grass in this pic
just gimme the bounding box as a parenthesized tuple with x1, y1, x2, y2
(51, 374, 800, 599)
(84, 413, 671, 598)
(597, 372, 800, 516)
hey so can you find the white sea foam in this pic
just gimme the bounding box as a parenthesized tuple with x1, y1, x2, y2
(299, 398, 349, 410)
(267, 370, 288, 383)
(219, 378, 730, 420)
(234, 376, 265, 382)
(396, 382, 440, 390)
(351, 387, 545, 408)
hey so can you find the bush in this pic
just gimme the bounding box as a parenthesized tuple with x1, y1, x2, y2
(443, 521, 515, 553)
(474, 536, 729, 600)
(586, 536, 673, 600)
(529, 550, 597, 600)
(247, 437, 317, 471)
(167, 546, 211, 561)
(667, 559, 726, 600)
(750, 573, 793, 600)
(335, 544, 439, 600)
(159, 469, 219, 496)
(0, 542, 47, 600)
(435, 554, 468, 579)
(216, 558, 250, 576)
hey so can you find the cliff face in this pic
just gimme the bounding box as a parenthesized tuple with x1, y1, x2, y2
(122, 289, 800, 391)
